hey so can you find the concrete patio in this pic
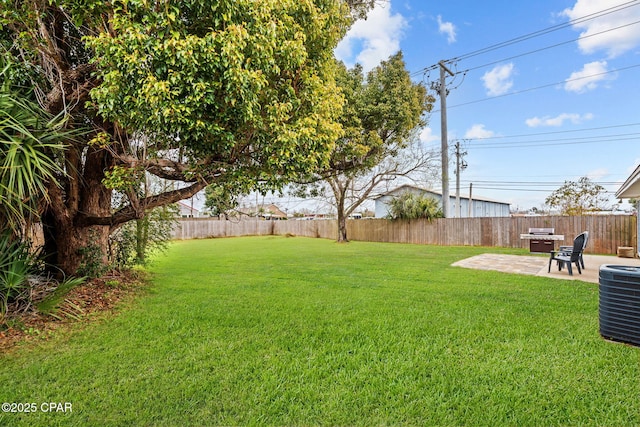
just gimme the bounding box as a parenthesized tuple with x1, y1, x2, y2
(452, 253, 640, 284)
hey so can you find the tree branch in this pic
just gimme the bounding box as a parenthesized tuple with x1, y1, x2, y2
(75, 180, 208, 229)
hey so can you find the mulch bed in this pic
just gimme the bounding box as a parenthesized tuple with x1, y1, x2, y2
(0, 271, 145, 352)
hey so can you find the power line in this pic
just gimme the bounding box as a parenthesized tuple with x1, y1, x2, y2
(452, 0, 640, 62)
(468, 186, 556, 192)
(422, 123, 640, 152)
(469, 134, 640, 150)
(461, 19, 640, 75)
(462, 180, 623, 186)
(428, 62, 640, 112)
(467, 186, 621, 194)
(455, 172, 632, 179)
(411, 3, 640, 205)
(465, 122, 640, 141)
(455, 177, 626, 198)
(412, 0, 640, 77)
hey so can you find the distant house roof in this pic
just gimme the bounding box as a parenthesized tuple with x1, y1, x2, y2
(177, 201, 200, 218)
(261, 204, 287, 218)
(371, 184, 427, 199)
(374, 184, 510, 206)
(177, 201, 200, 213)
(237, 204, 287, 219)
(616, 164, 640, 199)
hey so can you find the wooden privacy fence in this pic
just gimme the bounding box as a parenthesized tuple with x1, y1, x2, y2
(172, 218, 338, 241)
(347, 216, 637, 254)
(172, 215, 637, 255)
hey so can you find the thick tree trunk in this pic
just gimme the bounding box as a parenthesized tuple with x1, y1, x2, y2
(337, 212, 348, 242)
(135, 218, 148, 264)
(330, 177, 350, 243)
(41, 211, 111, 277)
(41, 202, 113, 277)
(41, 145, 115, 276)
(60, 226, 110, 277)
(336, 197, 349, 243)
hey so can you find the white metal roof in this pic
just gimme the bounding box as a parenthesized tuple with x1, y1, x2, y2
(373, 184, 511, 206)
(616, 164, 640, 199)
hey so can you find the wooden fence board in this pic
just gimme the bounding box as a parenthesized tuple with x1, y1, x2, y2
(172, 215, 637, 255)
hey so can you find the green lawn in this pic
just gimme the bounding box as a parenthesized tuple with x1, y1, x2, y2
(1, 236, 639, 426)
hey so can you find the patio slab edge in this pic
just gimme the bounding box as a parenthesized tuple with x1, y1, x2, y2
(452, 253, 640, 284)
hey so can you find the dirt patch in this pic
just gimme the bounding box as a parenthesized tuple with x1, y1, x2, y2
(0, 271, 147, 352)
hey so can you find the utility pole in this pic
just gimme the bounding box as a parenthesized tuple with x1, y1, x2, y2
(438, 60, 454, 217)
(454, 140, 467, 218)
(468, 183, 473, 218)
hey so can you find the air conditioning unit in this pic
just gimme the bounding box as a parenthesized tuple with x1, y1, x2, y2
(599, 265, 640, 347)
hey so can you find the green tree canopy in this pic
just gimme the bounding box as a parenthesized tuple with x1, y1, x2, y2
(296, 52, 435, 241)
(204, 184, 239, 218)
(1, 0, 361, 274)
(545, 176, 609, 215)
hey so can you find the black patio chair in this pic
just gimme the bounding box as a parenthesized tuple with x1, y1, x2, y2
(548, 232, 587, 276)
(557, 231, 589, 270)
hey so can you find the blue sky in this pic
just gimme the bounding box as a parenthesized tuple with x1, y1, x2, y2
(335, 0, 640, 212)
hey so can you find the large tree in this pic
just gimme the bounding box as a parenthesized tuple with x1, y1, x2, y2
(545, 176, 610, 215)
(297, 53, 435, 241)
(1, 0, 362, 275)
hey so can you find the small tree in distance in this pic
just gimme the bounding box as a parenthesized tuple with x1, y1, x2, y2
(545, 177, 610, 215)
(204, 184, 239, 219)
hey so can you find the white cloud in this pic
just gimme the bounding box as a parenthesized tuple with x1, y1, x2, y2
(419, 127, 439, 143)
(481, 63, 514, 96)
(464, 124, 495, 139)
(525, 113, 594, 127)
(437, 15, 457, 44)
(586, 168, 609, 180)
(564, 61, 611, 93)
(562, 0, 640, 58)
(334, 3, 408, 73)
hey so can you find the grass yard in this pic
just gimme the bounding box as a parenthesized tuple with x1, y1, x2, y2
(1, 236, 639, 426)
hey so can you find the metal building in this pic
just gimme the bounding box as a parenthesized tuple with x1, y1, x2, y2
(373, 184, 511, 218)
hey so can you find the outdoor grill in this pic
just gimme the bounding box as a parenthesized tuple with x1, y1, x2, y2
(520, 227, 565, 253)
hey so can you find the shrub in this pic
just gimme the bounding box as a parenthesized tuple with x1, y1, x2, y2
(36, 276, 86, 321)
(0, 229, 88, 325)
(0, 231, 34, 319)
(110, 204, 178, 269)
(387, 191, 443, 220)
